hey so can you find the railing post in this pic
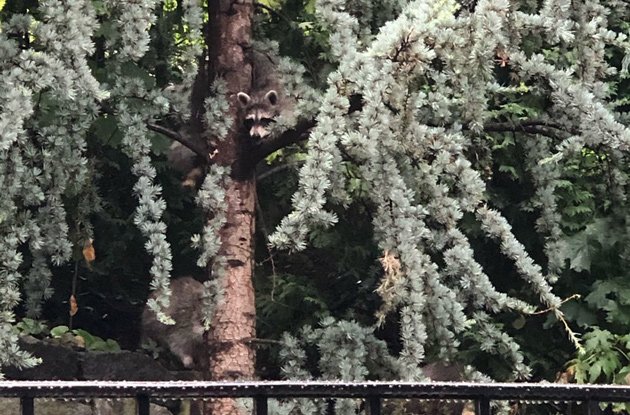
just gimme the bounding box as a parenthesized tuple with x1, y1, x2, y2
(326, 399, 335, 415)
(255, 395, 268, 415)
(20, 397, 34, 415)
(368, 396, 381, 415)
(137, 394, 150, 415)
(587, 400, 601, 415)
(476, 396, 491, 415)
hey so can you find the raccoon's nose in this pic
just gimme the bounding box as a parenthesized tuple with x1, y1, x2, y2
(250, 126, 269, 138)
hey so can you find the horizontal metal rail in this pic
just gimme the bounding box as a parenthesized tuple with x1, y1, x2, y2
(1, 380, 630, 400)
(4, 381, 629, 415)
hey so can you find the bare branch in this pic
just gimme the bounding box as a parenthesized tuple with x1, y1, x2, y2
(243, 337, 285, 346)
(478, 119, 579, 138)
(251, 119, 316, 164)
(146, 122, 210, 162)
(249, 113, 577, 172)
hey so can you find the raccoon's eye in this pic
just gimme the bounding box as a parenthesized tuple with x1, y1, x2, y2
(260, 118, 276, 127)
(244, 118, 255, 128)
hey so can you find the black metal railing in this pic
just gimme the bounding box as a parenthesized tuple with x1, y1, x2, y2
(1, 380, 629, 414)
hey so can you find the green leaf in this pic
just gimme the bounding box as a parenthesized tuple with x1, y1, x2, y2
(572, 359, 589, 383)
(491, 135, 515, 150)
(615, 366, 630, 384)
(589, 360, 603, 382)
(119, 62, 155, 88)
(600, 353, 622, 378)
(588, 218, 621, 248)
(105, 339, 121, 351)
(163, 0, 177, 11)
(585, 280, 616, 309)
(584, 278, 630, 325)
(70, 329, 120, 351)
(50, 325, 70, 338)
(583, 328, 613, 350)
(91, 0, 108, 15)
(561, 301, 597, 327)
(304, 0, 317, 15)
(499, 102, 528, 117)
(498, 165, 519, 180)
(512, 315, 526, 330)
(564, 205, 592, 217)
(16, 318, 49, 336)
(92, 116, 121, 147)
(554, 179, 574, 189)
(573, 190, 594, 203)
(562, 232, 592, 271)
(73, 329, 97, 347)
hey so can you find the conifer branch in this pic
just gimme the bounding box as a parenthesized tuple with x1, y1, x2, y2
(146, 122, 210, 162)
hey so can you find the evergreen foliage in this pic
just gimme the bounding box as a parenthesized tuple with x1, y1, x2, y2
(268, 0, 630, 381)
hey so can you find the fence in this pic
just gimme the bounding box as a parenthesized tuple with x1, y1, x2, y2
(0, 380, 629, 415)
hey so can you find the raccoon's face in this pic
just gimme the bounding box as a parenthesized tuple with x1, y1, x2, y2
(237, 90, 279, 139)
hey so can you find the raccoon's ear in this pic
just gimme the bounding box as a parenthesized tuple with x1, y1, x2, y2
(237, 92, 251, 107)
(264, 90, 278, 105)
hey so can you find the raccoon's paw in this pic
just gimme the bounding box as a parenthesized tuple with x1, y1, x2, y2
(182, 178, 197, 189)
(181, 354, 194, 369)
(181, 167, 204, 189)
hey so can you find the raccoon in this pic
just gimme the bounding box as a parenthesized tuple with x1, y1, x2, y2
(141, 277, 205, 369)
(383, 363, 467, 414)
(237, 50, 282, 139)
(167, 141, 204, 189)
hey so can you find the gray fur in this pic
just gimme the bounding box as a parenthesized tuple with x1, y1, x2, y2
(237, 50, 283, 139)
(383, 363, 467, 414)
(141, 277, 205, 369)
(166, 142, 203, 188)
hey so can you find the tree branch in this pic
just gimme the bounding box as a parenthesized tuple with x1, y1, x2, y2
(248, 94, 364, 166)
(146, 122, 210, 162)
(251, 119, 316, 163)
(477, 119, 579, 138)
(256, 160, 303, 181)
(243, 337, 285, 346)
(243, 97, 584, 170)
(249, 115, 578, 170)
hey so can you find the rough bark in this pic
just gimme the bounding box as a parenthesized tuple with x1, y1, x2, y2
(204, 180, 257, 414)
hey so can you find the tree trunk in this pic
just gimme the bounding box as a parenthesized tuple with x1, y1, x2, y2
(202, 0, 256, 412)
(204, 180, 257, 414)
